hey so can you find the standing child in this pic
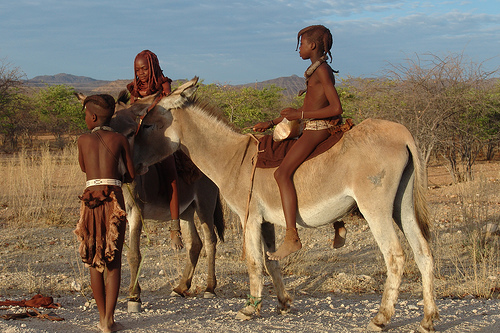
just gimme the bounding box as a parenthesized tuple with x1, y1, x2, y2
(253, 25, 347, 260)
(74, 94, 135, 333)
(127, 49, 183, 250)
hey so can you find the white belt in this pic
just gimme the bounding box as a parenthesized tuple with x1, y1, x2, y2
(86, 179, 122, 188)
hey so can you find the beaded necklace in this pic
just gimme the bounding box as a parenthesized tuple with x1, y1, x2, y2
(298, 56, 328, 96)
(91, 126, 114, 133)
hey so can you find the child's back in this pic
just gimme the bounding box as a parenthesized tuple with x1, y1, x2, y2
(78, 129, 132, 183)
(75, 94, 134, 333)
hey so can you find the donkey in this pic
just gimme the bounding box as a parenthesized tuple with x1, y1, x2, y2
(119, 78, 439, 332)
(76, 92, 225, 301)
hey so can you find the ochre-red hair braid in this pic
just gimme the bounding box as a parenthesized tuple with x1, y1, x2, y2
(296, 25, 333, 63)
(127, 50, 172, 99)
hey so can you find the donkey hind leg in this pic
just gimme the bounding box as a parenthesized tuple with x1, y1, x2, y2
(171, 204, 203, 297)
(236, 219, 265, 320)
(397, 177, 438, 332)
(195, 197, 219, 298)
(362, 208, 405, 332)
(261, 221, 292, 313)
(125, 196, 143, 301)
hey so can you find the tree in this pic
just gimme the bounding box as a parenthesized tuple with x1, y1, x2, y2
(198, 83, 285, 130)
(482, 82, 500, 160)
(341, 53, 499, 182)
(0, 59, 32, 151)
(389, 53, 500, 182)
(33, 85, 84, 148)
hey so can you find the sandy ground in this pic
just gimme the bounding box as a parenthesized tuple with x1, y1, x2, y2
(1, 293, 500, 332)
(1, 161, 500, 332)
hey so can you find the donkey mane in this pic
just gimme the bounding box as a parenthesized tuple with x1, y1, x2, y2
(189, 97, 241, 133)
(117, 89, 130, 105)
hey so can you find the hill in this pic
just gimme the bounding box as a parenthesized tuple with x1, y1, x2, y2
(25, 73, 305, 97)
(237, 74, 305, 97)
(25, 73, 111, 95)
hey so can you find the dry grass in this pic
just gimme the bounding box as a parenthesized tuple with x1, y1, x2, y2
(431, 174, 500, 298)
(0, 144, 83, 228)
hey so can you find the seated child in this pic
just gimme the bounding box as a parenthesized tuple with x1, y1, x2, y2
(253, 25, 347, 260)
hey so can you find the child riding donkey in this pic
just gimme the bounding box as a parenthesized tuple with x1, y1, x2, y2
(253, 25, 348, 260)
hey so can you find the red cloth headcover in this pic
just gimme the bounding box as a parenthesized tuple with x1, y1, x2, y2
(127, 50, 172, 102)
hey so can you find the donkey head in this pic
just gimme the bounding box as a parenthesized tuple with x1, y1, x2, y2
(132, 77, 199, 173)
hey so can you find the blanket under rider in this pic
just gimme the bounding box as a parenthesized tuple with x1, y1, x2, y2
(256, 118, 354, 169)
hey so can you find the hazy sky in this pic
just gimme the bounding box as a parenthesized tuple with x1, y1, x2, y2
(1, 0, 499, 84)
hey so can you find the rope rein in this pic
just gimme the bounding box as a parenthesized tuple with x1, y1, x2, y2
(241, 133, 262, 260)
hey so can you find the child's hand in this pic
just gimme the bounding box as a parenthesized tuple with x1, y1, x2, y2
(280, 108, 300, 120)
(253, 121, 272, 132)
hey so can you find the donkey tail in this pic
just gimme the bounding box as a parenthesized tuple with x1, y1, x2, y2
(408, 140, 431, 241)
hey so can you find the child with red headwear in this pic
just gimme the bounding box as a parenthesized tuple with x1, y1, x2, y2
(127, 50, 172, 102)
(127, 50, 183, 250)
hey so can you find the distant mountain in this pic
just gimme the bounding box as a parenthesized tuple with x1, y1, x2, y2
(238, 75, 305, 98)
(92, 79, 130, 95)
(27, 73, 107, 85)
(26, 73, 113, 95)
(25, 73, 306, 97)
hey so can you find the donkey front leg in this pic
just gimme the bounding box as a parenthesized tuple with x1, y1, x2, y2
(198, 216, 218, 298)
(236, 219, 265, 320)
(125, 199, 143, 301)
(261, 222, 292, 313)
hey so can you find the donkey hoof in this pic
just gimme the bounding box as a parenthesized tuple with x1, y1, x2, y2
(277, 305, 290, 315)
(418, 324, 435, 333)
(236, 306, 256, 321)
(367, 321, 384, 332)
(127, 300, 141, 313)
(170, 290, 184, 297)
(203, 291, 216, 299)
(236, 310, 252, 321)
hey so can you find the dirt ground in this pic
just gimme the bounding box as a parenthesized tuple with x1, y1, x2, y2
(1, 161, 500, 332)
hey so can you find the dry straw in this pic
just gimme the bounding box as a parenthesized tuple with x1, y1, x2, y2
(0, 144, 83, 227)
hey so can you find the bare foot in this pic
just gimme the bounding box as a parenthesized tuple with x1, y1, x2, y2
(98, 321, 125, 333)
(267, 228, 302, 260)
(332, 221, 347, 248)
(170, 230, 184, 251)
(110, 322, 125, 332)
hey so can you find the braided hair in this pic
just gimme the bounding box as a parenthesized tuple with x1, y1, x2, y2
(82, 94, 115, 120)
(296, 25, 334, 63)
(127, 50, 172, 100)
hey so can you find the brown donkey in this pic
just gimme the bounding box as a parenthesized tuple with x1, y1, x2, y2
(120, 78, 439, 332)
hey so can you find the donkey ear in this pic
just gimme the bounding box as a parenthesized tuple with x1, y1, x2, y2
(159, 76, 199, 110)
(74, 92, 87, 105)
(131, 103, 151, 118)
(171, 76, 199, 98)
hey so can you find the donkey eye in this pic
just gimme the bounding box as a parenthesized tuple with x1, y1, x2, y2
(125, 131, 135, 139)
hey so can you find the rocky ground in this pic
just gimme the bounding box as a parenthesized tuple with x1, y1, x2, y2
(1, 161, 500, 332)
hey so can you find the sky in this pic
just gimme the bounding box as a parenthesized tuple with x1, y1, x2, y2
(0, 0, 499, 85)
